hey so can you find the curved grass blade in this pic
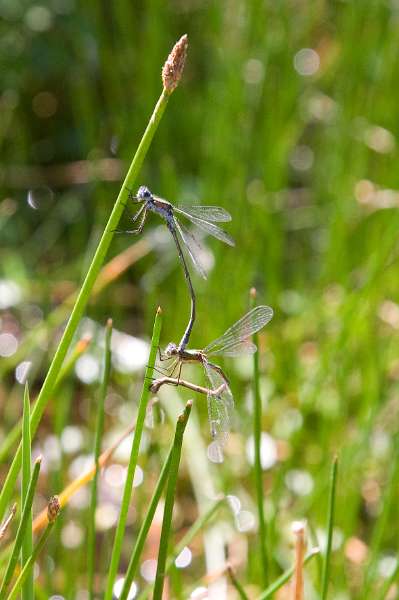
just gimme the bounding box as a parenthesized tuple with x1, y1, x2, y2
(119, 445, 174, 600)
(153, 401, 192, 600)
(250, 291, 269, 588)
(88, 318, 112, 600)
(21, 383, 33, 600)
(321, 455, 338, 600)
(103, 308, 162, 600)
(0, 457, 41, 597)
(0, 33, 180, 523)
(6, 497, 60, 600)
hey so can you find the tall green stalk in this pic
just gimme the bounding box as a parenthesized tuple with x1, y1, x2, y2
(321, 455, 338, 600)
(119, 446, 173, 600)
(88, 319, 112, 600)
(21, 383, 33, 600)
(0, 457, 41, 598)
(250, 288, 268, 586)
(104, 308, 162, 600)
(153, 401, 192, 600)
(0, 33, 187, 523)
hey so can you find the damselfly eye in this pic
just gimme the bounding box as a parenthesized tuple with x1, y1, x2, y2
(137, 186, 151, 199)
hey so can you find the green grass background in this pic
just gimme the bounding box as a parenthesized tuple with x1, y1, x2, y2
(1, 1, 399, 598)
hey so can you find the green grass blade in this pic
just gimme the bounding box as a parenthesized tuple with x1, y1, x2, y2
(364, 435, 399, 597)
(0, 68, 174, 522)
(6, 496, 60, 600)
(321, 455, 338, 600)
(256, 548, 320, 600)
(153, 401, 192, 600)
(228, 566, 250, 600)
(138, 496, 224, 600)
(88, 319, 112, 600)
(119, 447, 173, 600)
(104, 307, 162, 600)
(21, 383, 33, 600)
(0, 456, 41, 597)
(250, 288, 268, 587)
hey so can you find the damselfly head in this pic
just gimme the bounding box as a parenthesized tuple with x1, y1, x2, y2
(137, 186, 152, 201)
(164, 342, 179, 358)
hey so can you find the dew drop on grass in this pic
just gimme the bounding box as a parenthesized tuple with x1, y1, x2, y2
(235, 510, 256, 533)
(15, 360, 32, 384)
(175, 546, 192, 569)
(113, 577, 137, 599)
(26, 185, 54, 210)
(140, 558, 157, 583)
(226, 495, 241, 515)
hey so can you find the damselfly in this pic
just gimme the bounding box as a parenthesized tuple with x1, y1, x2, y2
(125, 186, 234, 351)
(154, 305, 274, 456)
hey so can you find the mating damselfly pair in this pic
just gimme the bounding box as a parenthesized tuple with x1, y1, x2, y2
(122, 186, 273, 456)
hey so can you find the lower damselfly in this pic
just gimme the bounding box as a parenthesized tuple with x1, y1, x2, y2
(124, 186, 234, 351)
(154, 305, 274, 455)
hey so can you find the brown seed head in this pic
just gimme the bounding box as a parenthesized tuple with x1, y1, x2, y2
(47, 495, 61, 523)
(162, 34, 188, 93)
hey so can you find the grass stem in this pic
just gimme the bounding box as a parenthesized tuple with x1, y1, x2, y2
(321, 455, 338, 600)
(250, 287, 268, 586)
(0, 456, 41, 598)
(152, 400, 192, 600)
(21, 383, 33, 600)
(0, 69, 173, 523)
(103, 308, 162, 600)
(88, 318, 112, 600)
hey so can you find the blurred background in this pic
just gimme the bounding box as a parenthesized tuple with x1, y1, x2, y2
(1, 1, 399, 598)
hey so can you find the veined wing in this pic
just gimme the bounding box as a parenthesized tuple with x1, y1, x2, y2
(203, 359, 234, 449)
(174, 209, 235, 247)
(173, 217, 207, 279)
(207, 340, 257, 357)
(175, 205, 232, 222)
(204, 305, 273, 356)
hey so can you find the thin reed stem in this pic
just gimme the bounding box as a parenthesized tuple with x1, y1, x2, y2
(0, 65, 174, 523)
(88, 318, 112, 600)
(104, 308, 162, 600)
(228, 566, 250, 600)
(250, 287, 268, 586)
(21, 383, 33, 600)
(321, 455, 338, 600)
(119, 446, 173, 600)
(138, 496, 224, 600)
(6, 496, 60, 600)
(0, 457, 41, 597)
(153, 401, 192, 600)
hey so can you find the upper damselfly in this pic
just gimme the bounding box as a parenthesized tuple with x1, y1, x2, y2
(124, 186, 235, 351)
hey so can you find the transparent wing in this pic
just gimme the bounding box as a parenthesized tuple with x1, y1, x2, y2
(203, 360, 234, 449)
(173, 217, 207, 279)
(204, 305, 274, 356)
(207, 340, 257, 357)
(174, 209, 235, 247)
(175, 205, 232, 222)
